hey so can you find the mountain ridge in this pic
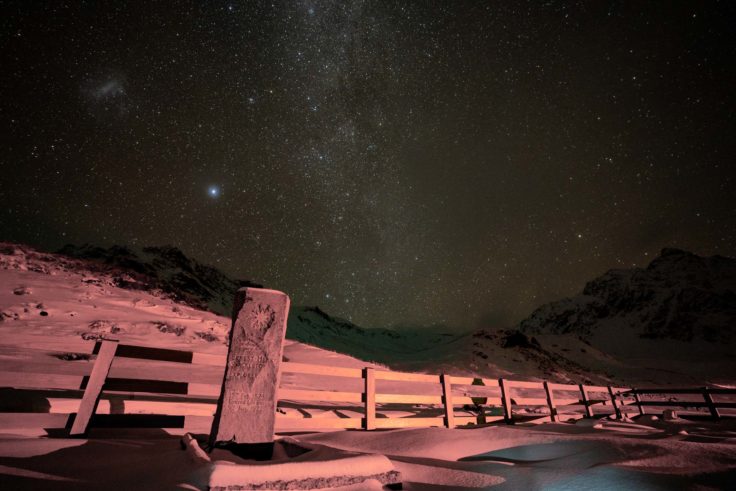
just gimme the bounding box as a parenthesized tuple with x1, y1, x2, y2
(518, 247, 736, 344)
(2, 241, 734, 385)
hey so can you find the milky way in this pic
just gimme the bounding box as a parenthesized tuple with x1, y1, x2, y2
(2, 2, 735, 329)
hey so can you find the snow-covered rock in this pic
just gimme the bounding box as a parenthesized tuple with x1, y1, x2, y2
(519, 248, 736, 344)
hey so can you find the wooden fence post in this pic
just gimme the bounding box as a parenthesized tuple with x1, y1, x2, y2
(607, 386, 622, 419)
(499, 378, 513, 424)
(702, 387, 720, 420)
(632, 389, 645, 416)
(70, 339, 118, 436)
(579, 384, 593, 418)
(543, 381, 557, 422)
(441, 374, 455, 428)
(363, 368, 376, 430)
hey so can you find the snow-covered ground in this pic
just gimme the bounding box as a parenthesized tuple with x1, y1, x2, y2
(0, 416, 734, 489)
(1, 243, 735, 489)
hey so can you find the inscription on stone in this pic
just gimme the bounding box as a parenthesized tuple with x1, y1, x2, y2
(209, 288, 290, 447)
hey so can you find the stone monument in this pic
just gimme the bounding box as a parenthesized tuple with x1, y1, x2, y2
(184, 286, 401, 489)
(209, 287, 290, 458)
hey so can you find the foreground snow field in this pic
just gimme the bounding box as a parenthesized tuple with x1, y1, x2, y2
(0, 416, 735, 490)
(1, 243, 735, 489)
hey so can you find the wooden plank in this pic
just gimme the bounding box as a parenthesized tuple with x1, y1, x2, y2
(451, 377, 500, 387)
(549, 398, 582, 406)
(543, 381, 557, 422)
(584, 385, 611, 393)
(621, 398, 639, 406)
(184, 415, 215, 433)
(188, 383, 221, 397)
(45, 398, 217, 416)
(703, 388, 721, 420)
(506, 380, 544, 389)
(619, 405, 643, 414)
(99, 378, 189, 395)
(547, 383, 581, 391)
(275, 416, 362, 430)
(0, 341, 219, 367)
(0, 359, 93, 377)
(499, 378, 512, 423)
(278, 388, 362, 403)
(373, 417, 445, 429)
(632, 390, 645, 416)
(375, 394, 442, 404)
(701, 388, 736, 395)
(452, 385, 501, 397)
(513, 397, 551, 406)
(580, 384, 593, 418)
(0, 344, 220, 369)
(70, 340, 118, 436)
(191, 352, 227, 366)
(629, 388, 725, 395)
(111, 344, 193, 364)
(2, 357, 222, 388)
(0, 413, 69, 429)
(363, 367, 376, 430)
(441, 374, 455, 428)
(453, 396, 503, 406)
(0, 339, 95, 355)
(636, 401, 710, 408)
(281, 362, 361, 379)
(374, 370, 440, 383)
(607, 386, 622, 419)
(107, 360, 223, 385)
(0, 372, 83, 391)
(116, 401, 216, 416)
(612, 387, 633, 394)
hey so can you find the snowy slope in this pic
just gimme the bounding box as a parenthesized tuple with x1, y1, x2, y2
(520, 248, 736, 343)
(1, 243, 736, 490)
(0, 242, 370, 371)
(2, 242, 604, 384)
(2, 242, 733, 386)
(516, 248, 736, 385)
(57, 243, 262, 316)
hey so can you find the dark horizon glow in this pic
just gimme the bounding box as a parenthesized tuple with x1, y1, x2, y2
(2, 2, 734, 329)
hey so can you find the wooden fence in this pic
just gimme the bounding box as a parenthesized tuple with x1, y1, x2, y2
(0, 339, 733, 437)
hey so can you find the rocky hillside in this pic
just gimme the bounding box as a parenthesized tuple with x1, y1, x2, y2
(519, 248, 736, 344)
(3, 242, 733, 384)
(2, 242, 594, 381)
(57, 244, 262, 315)
(54, 244, 467, 363)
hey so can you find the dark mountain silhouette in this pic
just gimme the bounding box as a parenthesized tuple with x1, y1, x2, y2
(518, 248, 736, 344)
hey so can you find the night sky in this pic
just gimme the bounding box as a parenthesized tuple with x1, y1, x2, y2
(2, 2, 734, 330)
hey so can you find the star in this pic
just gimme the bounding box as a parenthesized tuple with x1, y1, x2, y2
(2, 2, 732, 332)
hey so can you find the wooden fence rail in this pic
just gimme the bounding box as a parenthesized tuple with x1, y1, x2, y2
(622, 387, 736, 420)
(0, 340, 734, 436)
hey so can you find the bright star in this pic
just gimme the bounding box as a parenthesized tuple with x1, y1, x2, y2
(208, 185, 221, 198)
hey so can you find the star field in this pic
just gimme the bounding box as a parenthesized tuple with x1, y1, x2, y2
(1, 2, 735, 330)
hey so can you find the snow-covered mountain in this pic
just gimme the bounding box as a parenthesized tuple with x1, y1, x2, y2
(52, 244, 469, 366)
(509, 248, 736, 385)
(0, 242, 605, 382)
(2, 242, 733, 386)
(57, 244, 262, 316)
(519, 248, 736, 344)
(2, 243, 733, 491)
